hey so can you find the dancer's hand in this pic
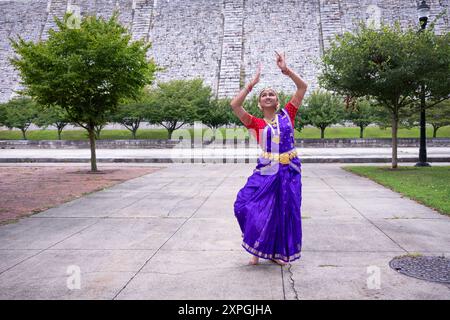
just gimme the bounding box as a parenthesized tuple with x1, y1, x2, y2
(275, 51, 289, 75)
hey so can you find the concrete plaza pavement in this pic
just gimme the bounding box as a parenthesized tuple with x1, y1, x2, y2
(0, 162, 449, 299)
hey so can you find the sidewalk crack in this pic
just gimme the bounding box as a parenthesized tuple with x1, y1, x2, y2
(284, 263, 299, 300)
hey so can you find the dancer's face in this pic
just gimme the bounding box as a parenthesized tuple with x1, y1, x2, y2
(259, 89, 279, 110)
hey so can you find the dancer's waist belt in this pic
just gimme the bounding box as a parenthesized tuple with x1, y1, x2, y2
(260, 150, 298, 164)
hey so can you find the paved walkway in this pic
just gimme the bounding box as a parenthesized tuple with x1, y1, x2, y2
(0, 147, 449, 163)
(0, 163, 449, 299)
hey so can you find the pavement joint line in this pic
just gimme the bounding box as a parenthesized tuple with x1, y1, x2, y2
(29, 216, 189, 219)
(4, 164, 446, 298)
(0, 248, 424, 253)
(232, 164, 296, 300)
(0, 218, 101, 276)
(136, 265, 266, 276)
(164, 188, 205, 218)
(37, 176, 176, 220)
(0, 169, 176, 276)
(111, 174, 229, 300)
(6, 248, 154, 251)
(154, 249, 406, 253)
(318, 167, 410, 254)
(107, 178, 176, 217)
(381, 217, 447, 220)
(281, 265, 286, 300)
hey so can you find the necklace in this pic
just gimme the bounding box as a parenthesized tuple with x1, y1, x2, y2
(264, 116, 277, 125)
(264, 114, 280, 144)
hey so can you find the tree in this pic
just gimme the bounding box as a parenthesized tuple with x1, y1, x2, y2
(0, 97, 39, 139)
(10, 12, 157, 171)
(241, 95, 262, 124)
(145, 79, 212, 139)
(320, 21, 449, 168)
(0, 103, 6, 125)
(93, 122, 107, 140)
(345, 98, 378, 138)
(34, 105, 70, 140)
(409, 23, 450, 161)
(277, 91, 292, 111)
(293, 106, 308, 135)
(320, 22, 415, 168)
(202, 98, 233, 139)
(427, 100, 450, 138)
(200, 98, 233, 143)
(302, 90, 345, 139)
(410, 18, 450, 110)
(111, 100, 148, 139)
(372, 100, 417, 130)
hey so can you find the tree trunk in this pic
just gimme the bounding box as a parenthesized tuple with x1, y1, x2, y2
(167, 128, 174, 140)
(57, 128, 62, 140)
(359, 126, 364, 139)
(21, 129, 27, 140)
(433, 125, 438, 138)
(320, 127, 325, 139)
(391, 114, 398, 169)
(132, 129, 137, 139)
(87, 124, 98, 172)
(211, 128, 217, 142)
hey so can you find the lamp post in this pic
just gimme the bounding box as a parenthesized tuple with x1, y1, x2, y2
(415, 0, 431, 167)
(418, 0, 431, 29)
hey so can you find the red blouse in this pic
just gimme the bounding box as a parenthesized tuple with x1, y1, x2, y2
(244, 101, 299, 144)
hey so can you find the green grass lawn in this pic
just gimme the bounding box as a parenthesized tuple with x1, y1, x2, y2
(297, 126, 450, 139)
(0, 128, 170, 140)
(1, 125, 449, 140)
(342, 166, 450, 216)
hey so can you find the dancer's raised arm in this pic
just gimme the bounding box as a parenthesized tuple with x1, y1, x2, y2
(230, 64, 261, 127)
(275, 51, 308, 108)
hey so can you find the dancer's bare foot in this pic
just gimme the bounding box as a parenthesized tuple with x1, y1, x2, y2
(271, 259, 288, 266)
(249, 255, 259, 265)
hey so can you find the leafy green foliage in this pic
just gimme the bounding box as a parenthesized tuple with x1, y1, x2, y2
(427, 100, 450, 138)
(319, 20, 450, 167)
(344, 98, 378, 138)
(111, 96, 149, 139)
(144, 79, 212, 139)
(203, 98, 233, 130)
(34, 104, 71, 140)
(301, 90, 345, 139)
(10, 12, 157, 170)
(0, 97, 39, 139)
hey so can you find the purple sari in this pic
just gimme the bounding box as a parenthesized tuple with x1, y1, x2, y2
(234, 108, 302, 262)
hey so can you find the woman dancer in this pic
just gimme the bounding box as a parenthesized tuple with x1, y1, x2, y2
(230, 51, 308, 266)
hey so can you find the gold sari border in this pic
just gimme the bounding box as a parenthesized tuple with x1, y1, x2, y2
(242, 241, 302, 263)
